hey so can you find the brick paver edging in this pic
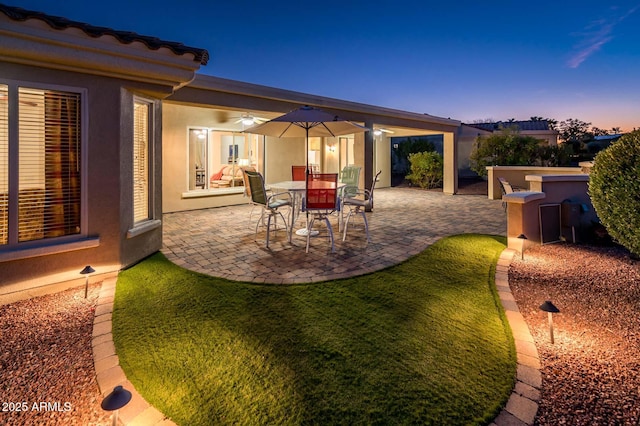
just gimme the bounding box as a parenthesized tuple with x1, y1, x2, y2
(491, 248, 542, 426)
(92, 277, 175, 426)
(92, 248, 540, 426)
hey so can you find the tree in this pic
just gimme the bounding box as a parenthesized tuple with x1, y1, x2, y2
(589, 130, 640, 256)
(557, 118, 592, 144)
(535, 144, 572, 167)
(545, 118, 558, 130)
(591, 127, 609, 136)
(469, 127, 541, 176)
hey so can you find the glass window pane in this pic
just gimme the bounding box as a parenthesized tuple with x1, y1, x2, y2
(188, 128, 208, 190)
(0, 85, 7, 245)
(133, 100, 149, 223)
(18, 87, 81, 242)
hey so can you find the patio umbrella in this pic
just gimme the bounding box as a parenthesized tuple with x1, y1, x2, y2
(244, 105, 368, 175)
(244, 105, 368, 237)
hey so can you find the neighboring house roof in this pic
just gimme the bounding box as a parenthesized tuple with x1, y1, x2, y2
(0, 3, 209, 65)
(593, 134, 623, 141)
(466, 120, 553, 132)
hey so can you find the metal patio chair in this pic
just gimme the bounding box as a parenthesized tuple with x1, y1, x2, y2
(339, 165, 361, 198)
(291, 165, 307, 181)
(498, 177, 525, 211)
(342, 170, 381, 242)
(303, 173, 339, 253)
(245, 170, 291, 248)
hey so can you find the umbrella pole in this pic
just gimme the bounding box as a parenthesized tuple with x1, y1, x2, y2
(305, 126, 309, 231)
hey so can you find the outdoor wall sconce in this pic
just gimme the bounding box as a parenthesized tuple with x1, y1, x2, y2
(101, 385, 132, 426)
(539, 300, 560, 344)
(80, 265, 95, 298)
(327, 144, 336, 153)
(517, 233, 528, 260)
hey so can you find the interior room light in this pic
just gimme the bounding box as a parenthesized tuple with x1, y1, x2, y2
(242, 117, 255, 126)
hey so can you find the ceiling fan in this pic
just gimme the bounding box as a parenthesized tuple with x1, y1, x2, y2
(373, 128, 395, 136)
(214, 110, 269, 126)
(235, 113, 268, 126)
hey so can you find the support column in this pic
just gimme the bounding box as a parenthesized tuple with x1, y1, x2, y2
(364, 120, 374, 211)
(442, 131, 458, 195)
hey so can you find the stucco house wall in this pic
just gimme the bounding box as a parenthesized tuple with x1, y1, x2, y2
(0, 5, 206, 299)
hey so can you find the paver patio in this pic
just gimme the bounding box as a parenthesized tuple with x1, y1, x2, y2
(162, 188, 506, 283)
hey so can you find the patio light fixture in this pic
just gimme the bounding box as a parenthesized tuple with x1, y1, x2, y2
(517, 233, 528, 260)
(101, 385, 132, 426)
(241, 115, 255, 126)
(80, 265, 95, 298)
(539, 300, 560, 344)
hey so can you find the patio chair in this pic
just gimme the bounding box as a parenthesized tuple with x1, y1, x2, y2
(498, 177, 525, 211)
(292, 165, 307, 181)
(245, 170, 291, 248)
(337, 165, 362, 228)
(240, 166, 264, 223)
(303, 173, 339, 253)
(339, 165, 361, 199)
(342, 170, 381, 242)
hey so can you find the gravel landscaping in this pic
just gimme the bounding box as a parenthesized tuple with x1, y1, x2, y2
(1, 238, 638, 425)
(509, 242, 640, 425)
(0, 285, 111, 425)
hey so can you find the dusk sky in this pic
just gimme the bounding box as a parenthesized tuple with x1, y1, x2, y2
(13, 0, 640, 131)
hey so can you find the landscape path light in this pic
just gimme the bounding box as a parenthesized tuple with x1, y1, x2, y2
(80, 265, 95, 298)
(539, 300, 560, 344)
(101, 385, 132, 426)
(517, 233, 528, 261)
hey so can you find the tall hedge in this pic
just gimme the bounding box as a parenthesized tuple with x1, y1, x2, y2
(588, 130, 640, 255)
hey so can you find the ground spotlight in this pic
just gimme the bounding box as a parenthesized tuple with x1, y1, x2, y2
(101, 385, 132, 426)
(80, 265, 95, 298)
(539, 300, 560, 344)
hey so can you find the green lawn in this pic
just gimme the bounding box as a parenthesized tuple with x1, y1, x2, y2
(113, 234, 515, 425)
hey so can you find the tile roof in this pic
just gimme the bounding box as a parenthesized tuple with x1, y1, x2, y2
(0, 3, 209, 65)
(466, 120, 553, 132)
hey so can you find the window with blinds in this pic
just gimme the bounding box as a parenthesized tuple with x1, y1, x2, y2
(0, 85, 7, 245)
(0, 84, 82, 247)
(133, 100, 150, 224)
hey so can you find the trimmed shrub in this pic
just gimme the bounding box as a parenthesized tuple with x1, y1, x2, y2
(406, 151, 443, 189)
(588, 130, 640, 256)
(469, 129, 541, 176)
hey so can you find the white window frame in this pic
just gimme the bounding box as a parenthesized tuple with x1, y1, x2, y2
(128, 96, 160, 238)
(0, 79, 95, 262)
(182, 126, 264, 198)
